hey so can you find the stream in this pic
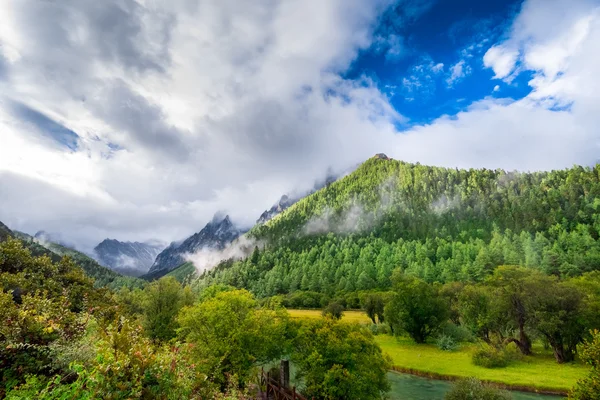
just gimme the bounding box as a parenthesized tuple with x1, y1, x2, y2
(387, 372, 564, 400)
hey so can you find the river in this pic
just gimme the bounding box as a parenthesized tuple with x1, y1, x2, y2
(387, 372, 564, 400)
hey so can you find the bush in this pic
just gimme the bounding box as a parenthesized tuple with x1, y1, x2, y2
(437, 334, 459, 352)
(369, 323, 391, 336)
(472, 346, 511, 368)
(440, 322, 475, 343)
(445, 378, 511, 400)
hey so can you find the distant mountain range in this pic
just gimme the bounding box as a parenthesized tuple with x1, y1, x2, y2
(0, 223, 142, 289)
(94, 239, 165, 277)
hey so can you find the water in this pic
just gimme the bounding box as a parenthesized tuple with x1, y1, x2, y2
(387, 372, 564, 400)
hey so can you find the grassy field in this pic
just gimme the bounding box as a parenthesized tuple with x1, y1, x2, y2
(286, 309, 586, 393)
(287, 309, 372, 324)
(376, 335, 587, 393)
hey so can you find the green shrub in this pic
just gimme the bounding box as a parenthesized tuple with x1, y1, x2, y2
(440, 322, 475, 343)
(437, 334, 459, 351)
(369, 323, 391, 336)
(472, 346, 512, 368)
(445, 378, 511, 400)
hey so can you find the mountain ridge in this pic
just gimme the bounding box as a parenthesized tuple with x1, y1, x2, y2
(94, 239, 165, 277)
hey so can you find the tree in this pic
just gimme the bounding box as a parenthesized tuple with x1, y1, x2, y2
(529, 280, 586, 363)
(292, 319, 390, 400)
(569, 330, 600, 399)
(384, 272, 449, 343)
(361, 293, 385, 324)
(486, 266, 539, 355)
(142, 276, 188, 341)
(177, 289, 289, 389)
(322, 301, 344, 320)
(458, 285, 504, 344)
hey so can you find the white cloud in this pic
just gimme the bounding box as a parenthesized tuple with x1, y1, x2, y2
(483, 45, 519, 79)
(0, 0, 599, 251)
(446, 60, 472, 86)
(493, 85, 500, 92)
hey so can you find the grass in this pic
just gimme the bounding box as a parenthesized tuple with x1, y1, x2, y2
(376, 335, 587, 393)
(287, 309, 372, 324)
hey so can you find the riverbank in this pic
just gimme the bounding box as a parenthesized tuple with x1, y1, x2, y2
(376, 335, 586, 395)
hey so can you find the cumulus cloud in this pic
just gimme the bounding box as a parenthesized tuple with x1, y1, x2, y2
(483, 45, 519, 79)
(0, 0, 599, 251)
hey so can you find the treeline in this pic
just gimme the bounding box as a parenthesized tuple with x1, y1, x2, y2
(202, 159, 600, 296)
(0, 239, 390, 399)
(203, 225, 600, 297)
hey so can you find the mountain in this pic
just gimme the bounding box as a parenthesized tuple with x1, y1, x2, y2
(201, 156, 600, 297)
(34, 230, 75, 248)
(94, 239, 165, 277)
(256, 168, 341, 225)
(145, 214, 242, 280)
(0, 224, 143, 289)
(256, 194, 296, 225)
(0, 221, 12, 242)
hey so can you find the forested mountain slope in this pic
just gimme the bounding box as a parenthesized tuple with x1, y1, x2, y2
(201, 156, 600, 297)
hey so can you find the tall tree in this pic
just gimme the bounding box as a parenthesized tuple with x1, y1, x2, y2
(385, 272, 449, 343)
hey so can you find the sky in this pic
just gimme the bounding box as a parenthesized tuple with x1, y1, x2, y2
(0, 0, 599, 251)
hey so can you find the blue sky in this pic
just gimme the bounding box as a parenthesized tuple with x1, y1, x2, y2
(347, 0, 534, 126)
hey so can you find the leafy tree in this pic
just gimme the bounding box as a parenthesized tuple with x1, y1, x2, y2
(570, 330, 600, 399)
(292, 319, 391, 399)
(529, 280, 586, 363)
(177, 289, 289, 389)
(384, 272, 449, 343)
(361, 293, 386, 324)
(322, 301, 344, 320)
(486, 266, 539, 355)
(142, 276, 190, 342)
(458, 285, 504, 344)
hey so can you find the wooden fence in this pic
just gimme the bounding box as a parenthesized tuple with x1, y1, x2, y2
(258, 367, 311, 400)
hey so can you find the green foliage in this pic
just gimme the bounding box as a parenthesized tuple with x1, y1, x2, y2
(0, 238, 111, 391)
(361, 292, 386, 324)
(436, 334, 459, 351)
(439, 322, 475, 343)
(472, 346, 512, 369)
(292, 319, 391, 400)
(384, 272, 449, 343)
(570, 330, 600, 400)
(142, 277, 191, 342)
(322, 301, 345, 320)
(369, 322, 392, 336)
(445, 378, 512, 400)
(177, 289, 290, 389)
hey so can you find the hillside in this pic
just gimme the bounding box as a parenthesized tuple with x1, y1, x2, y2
(201, 156, 600, 296)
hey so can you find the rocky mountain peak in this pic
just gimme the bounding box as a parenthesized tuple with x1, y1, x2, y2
(146, 213, 242, 278)
(373, 153, 390, 160)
